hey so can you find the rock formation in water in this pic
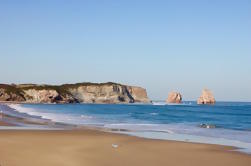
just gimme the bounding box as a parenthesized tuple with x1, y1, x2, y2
(199, 124, 216, 129)
(197, 89, 216, 104)
(166, 92, 182, 103)
(0, 82, 150, 104)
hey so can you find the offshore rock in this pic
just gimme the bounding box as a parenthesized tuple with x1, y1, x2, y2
(166, 92, 182, 103)
(197, 89, 216, 104)
(200, 124, 216, 129)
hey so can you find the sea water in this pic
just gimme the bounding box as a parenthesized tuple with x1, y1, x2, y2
(7, 102, 251, 153)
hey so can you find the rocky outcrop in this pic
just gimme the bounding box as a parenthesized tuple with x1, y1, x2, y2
(23, 89, 77, 103)
(199, 124, 216, 129)
(166, 92, 182, 103)
(68, 84, 133, 103)
(0, 84, 25, 102)
(197, 89, 215, 104)
(67, 84, 150, 104)
(127, 86, 150, 103)
(0, 82, 150, 104)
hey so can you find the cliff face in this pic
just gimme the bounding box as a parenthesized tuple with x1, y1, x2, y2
(0, 84, 25, 102)
(68, 84, 133, 103)
(127, 86, 150, 103)
(0, 83, 150, 104)
(23, 89, 77, 104)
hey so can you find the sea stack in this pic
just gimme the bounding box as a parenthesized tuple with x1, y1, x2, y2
(197, 89, 215, 104)
(166, 92, 182, 103)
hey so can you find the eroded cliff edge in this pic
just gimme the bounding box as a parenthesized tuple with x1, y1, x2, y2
(0, 82, 150, 104)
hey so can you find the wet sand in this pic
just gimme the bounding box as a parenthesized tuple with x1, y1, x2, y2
(0, 129, 251, 166)
(0, 121, 13, 126)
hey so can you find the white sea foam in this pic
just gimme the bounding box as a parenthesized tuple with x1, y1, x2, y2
(105, 123, 175, 134)
(120, 131, 251, 154)
(8, 104, 61, 120)
(8, 104, 102, 126)
(8, 104, 43, 117)
(149, 112, 159, 116)
(104, 123, 251, 153)
(80, 115, 93, 119)
(152, 101, 194, 106)
(152, 102, 166, 105)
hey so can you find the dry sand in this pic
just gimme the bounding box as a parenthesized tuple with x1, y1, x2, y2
(0, 129, 250, 166)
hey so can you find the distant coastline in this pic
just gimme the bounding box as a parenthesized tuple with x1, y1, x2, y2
(0, 82, 150, 104)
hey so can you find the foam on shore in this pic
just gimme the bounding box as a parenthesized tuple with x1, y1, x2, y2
(119, 131, 251, 154)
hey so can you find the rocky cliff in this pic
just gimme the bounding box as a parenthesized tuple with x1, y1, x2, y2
(0, 82, 150, 104)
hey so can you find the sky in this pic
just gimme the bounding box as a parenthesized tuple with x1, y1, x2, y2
(0, 0, 250, 101)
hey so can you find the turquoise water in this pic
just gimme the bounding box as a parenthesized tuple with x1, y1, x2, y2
(8, 102, 251, 153)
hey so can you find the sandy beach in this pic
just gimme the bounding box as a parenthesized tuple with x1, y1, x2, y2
(0, 103, 251, 166)
(0, 129, 250, 166)
(1, 0, 250, 165)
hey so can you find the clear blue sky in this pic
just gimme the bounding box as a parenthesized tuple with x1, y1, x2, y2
(0, 0, 250, 101)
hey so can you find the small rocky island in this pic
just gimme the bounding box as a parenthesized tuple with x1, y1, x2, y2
(0, 82, 150, 104)
(197, 89, 216, 104)
(166, 92, 182, 103)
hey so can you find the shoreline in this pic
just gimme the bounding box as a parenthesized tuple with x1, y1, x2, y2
(1, 103, 251, 153)
(3, 103, 251, 154)
(0, 103, 251, 165)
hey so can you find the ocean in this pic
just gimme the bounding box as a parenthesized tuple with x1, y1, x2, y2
(6, 102, 251, 153)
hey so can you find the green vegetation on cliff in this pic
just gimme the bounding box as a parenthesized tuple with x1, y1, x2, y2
(61, 82, 123, 89)
(0, 84, 25, 96)
(20, 85, 72, 97)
